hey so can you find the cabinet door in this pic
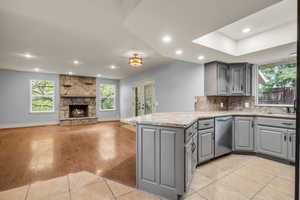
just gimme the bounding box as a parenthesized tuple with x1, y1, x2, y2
(185, 139, 193, 189)
(192, 134, 198, 170)
(198, 129, 214, 163)
(230, 64, 245, 95)
(288, 130, 296, 162)
(234, 117, 254, 151)
(217, 63, 229, 95)
(256, 126, 288, 159)
(245, 64, 252, 96)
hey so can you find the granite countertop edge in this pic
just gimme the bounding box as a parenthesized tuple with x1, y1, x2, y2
(122, 112, 296, 128)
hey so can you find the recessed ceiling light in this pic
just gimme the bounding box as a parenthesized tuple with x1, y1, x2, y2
(68, 72, 73, 75)
(162, 35, 172, 43)
(110, 65, 116, 69)
(175, 49, 183, 55)
(97, 74, 102, 77)
(242, 28, 251, 33)
(20, 53, 36, 59)
(34, 68, 40, 72)
(198, 55, 205, 60)
(73, 60, 80, 65)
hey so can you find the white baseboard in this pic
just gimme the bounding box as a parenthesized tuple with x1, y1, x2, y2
(0, 121, 59, 129)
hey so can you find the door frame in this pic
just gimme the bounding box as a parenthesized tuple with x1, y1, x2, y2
(295, 5, 299, 199)
(131, 80, 156, 117)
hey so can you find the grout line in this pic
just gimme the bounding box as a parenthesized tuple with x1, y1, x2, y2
(249, 176, 277, 200)
(103, 178, 117, 200)
(67, 174, 72, 200)
(24, 184, 31, 200)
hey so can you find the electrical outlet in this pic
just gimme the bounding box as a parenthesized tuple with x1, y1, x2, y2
(245, 102, 250, 108)
(220, 102, 224, 108)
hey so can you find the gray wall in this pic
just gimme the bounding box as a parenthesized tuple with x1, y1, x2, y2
(120, 60, 204, 119)
(96, 78, 120, 121)
(0, 69, 60, 128)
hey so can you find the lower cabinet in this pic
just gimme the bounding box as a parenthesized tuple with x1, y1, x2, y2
(185, 132, 198, 190)
(234, 117, 254, 151)
(198, 129, 214, 163)
(137, 125, 185, 200)
(256, 125, 288, 159)
(288, 129, 296, 162)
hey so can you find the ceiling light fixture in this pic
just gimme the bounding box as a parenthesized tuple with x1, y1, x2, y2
(175, 50, 183, 55)
(242, 28, 251, 33)
(73, 60, 80, 65)
(34, 68, 40, 72)
(129, 53, 143, 67)
(110, 65, 116, 69)
(21, 53, 35, 59)
(68, 72, 73, 75)
(97, 74, 102, 77)
(198, 55, 205, 60)
(162, 35, 172, 43)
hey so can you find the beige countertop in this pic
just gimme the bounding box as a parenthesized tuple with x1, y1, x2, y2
(122, 112, 296, 128)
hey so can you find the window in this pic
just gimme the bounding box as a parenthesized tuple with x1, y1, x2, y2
(100, 84, 116, 111)
(30, 80, 55, 112)
(256, 61, 296, 106)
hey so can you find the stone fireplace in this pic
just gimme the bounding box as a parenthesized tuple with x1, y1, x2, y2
(59, 75, 97, 125)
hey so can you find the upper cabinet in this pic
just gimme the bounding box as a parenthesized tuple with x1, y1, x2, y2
(204, 61, 229, 96)
(205, 61, 253, 96)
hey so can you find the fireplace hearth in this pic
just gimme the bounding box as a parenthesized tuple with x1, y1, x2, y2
(69, 105, 88, 118)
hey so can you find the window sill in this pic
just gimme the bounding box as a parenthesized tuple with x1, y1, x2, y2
(30, 111, 56, 114)
(99, 109, 117, 112)
(255, 104, 294, 108)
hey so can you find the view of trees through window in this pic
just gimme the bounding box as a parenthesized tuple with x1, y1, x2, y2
(100, 84, 116, 110)
(257, 62, 296, 105)
(31, 80, 55, 112)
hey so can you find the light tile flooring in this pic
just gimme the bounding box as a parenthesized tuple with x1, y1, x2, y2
(0, 154, 295, 200)
(186, 154, 295, 200)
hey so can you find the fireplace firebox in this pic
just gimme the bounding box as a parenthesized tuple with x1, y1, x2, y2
(69, 105, 88, 118)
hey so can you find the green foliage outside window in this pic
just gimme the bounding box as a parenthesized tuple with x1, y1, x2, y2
(258, 62, 296, 105)
(31, 80, 55, 112)
(100, 84, 116, 110)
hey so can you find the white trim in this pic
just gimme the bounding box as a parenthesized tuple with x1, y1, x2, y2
(99, 84, 116, 111)
(254, 62, 296, 107)
(0, 121, 59, 129)
(30, 80, 56, 113)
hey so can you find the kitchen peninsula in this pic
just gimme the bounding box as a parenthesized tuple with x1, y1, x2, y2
(124, 112, 296, 200)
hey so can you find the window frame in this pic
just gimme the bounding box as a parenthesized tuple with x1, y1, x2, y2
(99, 84, 116, 111)
(30, 80, 56, 113)
(255, 61, 296, 107)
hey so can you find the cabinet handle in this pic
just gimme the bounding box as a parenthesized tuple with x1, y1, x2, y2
(284, 135, 287, 141)
(282, 122, 293, 126)
(203, 123, 210, 126)
(192, 142, 196, 153)
(289, 136, 292, 142)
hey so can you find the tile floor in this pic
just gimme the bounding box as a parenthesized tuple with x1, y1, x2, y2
(0, 154, 295, 200)
(186, 154, 295, 200)
(0, 171, 160, 200)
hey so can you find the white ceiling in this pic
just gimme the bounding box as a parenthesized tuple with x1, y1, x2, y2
(218, 0, 297, 40)
(0, 0, 296, 79)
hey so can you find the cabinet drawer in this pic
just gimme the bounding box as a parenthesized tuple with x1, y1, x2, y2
(185, 123, 197, 142)
(256, 117, 296, 129)
(198, 119, 214, 130)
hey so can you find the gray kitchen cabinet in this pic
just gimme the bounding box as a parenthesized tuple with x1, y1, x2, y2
(185, 138, 193, 189)
(204, 61, 229, 96)
(234, 117, 254, 151)
(205, 61, 252, 96)
(137, 125, 185, 200)
(198, 129, 214, 163)
(288, 129, 296, 162)
(229, 63, 246, 95)
(256, 125, 288, 159)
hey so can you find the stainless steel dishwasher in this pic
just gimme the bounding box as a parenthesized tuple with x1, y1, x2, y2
(215, 116, 233, 157)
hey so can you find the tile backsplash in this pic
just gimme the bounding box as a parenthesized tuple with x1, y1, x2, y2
(195, 96, 289, 114)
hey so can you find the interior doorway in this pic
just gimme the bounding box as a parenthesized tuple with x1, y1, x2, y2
(132, 81, 156, 117)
